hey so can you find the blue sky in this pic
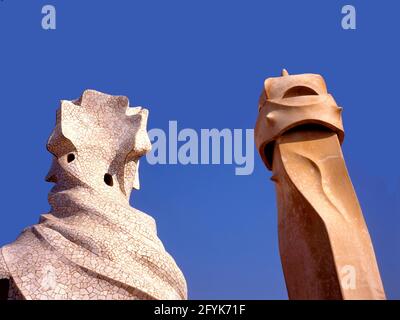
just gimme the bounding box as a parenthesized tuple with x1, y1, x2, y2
(0, 0, 399, 299)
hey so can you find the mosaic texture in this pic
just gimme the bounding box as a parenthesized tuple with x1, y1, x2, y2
(0, 90, 187, 300)
(255, 70, 386, 299)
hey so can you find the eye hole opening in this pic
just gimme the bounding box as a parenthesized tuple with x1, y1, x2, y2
(67, 153, 75, 163)
(104, 173, 113, 186)
(282, 86, 319, 98)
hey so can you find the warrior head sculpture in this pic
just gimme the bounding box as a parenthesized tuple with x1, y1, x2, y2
(0, 90, 187, 300)
(255, 70, 385, 300)
(46, 89, 152, 202)
(255, 69, 344, 170)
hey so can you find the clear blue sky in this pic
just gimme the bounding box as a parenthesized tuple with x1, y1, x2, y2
(0, 0, 399, 299)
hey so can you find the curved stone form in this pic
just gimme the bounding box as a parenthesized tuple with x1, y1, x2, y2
(255, 70, 386, 299)
(0, 90, 187, 300)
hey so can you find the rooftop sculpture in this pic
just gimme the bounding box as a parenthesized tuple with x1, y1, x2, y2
(0, 90, 187, 300)
(0, 71, 387, 300)
(255, 70, 386, 299)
